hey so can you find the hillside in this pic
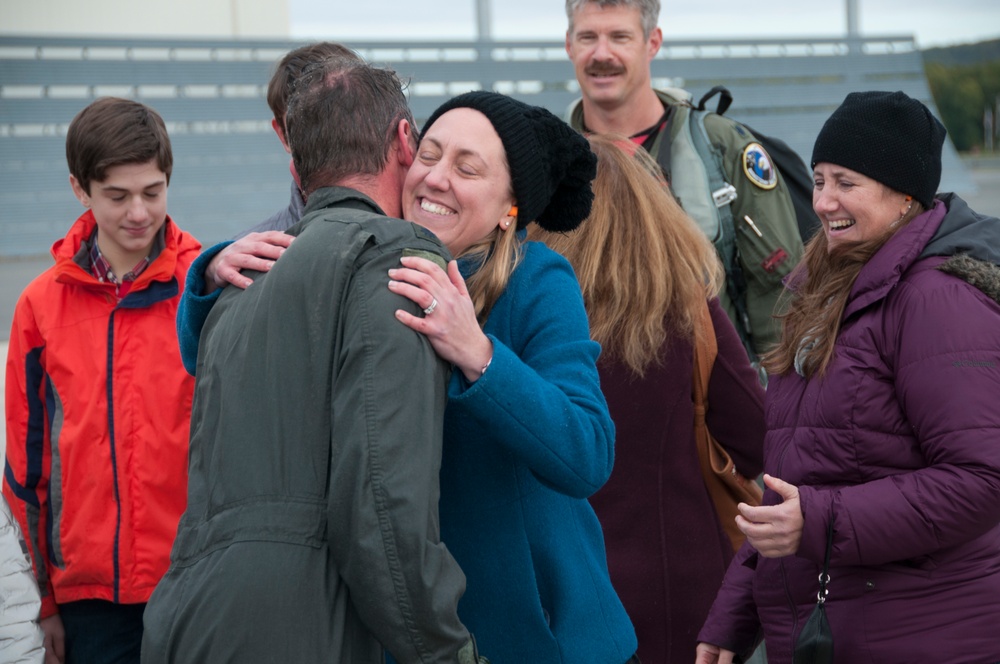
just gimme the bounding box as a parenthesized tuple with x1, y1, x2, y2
(922, 38, 1000, 152)
(923, 38, 1000, 66)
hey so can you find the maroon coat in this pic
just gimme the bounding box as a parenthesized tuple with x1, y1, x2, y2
(590, 298, 765, 664)
(699, 197, 1000, 663)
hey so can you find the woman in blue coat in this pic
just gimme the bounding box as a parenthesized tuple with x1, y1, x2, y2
(387, 91, 636, 663)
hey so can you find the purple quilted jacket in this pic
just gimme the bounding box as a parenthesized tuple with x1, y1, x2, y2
(699, 195, 1000, 664)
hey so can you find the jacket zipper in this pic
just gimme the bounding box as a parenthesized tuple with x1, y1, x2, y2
(106, 308, 121, 603)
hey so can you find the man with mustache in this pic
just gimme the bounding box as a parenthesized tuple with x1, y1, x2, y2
(564, 0, 803, 361)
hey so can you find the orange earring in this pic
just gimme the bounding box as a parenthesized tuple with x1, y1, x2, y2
(896, 195, 914, 226)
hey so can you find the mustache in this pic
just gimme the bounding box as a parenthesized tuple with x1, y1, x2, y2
(585, 62, 625, 76)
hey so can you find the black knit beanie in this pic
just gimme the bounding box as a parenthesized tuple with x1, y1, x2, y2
(811, 90, 946, 208)
(421, 91, 597, 232)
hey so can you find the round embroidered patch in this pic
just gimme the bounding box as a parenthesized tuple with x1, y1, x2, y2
(742, 143, 778, 190)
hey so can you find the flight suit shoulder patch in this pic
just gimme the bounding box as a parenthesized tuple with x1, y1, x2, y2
(742, 142, 778, 190)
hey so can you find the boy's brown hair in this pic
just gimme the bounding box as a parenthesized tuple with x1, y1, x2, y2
(65, 97, 172, 194)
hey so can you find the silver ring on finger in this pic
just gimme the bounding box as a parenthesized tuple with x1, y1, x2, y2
(423, 297, 438, 315)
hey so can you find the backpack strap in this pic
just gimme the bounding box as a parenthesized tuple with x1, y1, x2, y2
(697, 85, 733, 116)
(687, 105, 757, 361)
(653, 99, 727, 241)
(653, 125, 674, 186)
(650, 87, 758, 361)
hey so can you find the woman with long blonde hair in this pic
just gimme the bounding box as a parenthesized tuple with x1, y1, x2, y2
(531, 133, 766, 664)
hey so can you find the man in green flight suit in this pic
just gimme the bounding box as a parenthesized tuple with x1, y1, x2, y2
(565, 0, 804, 359)
(142, 57, 487, 664)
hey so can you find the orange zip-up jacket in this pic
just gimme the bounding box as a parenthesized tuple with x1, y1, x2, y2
(3, 210, 200, 618)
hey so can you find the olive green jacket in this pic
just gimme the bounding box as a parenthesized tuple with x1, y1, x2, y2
(143, 187, 473, 663)
(568, 90, 804, 355)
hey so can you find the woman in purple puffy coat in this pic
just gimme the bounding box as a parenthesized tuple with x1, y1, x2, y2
(696, 91, 1000, 664)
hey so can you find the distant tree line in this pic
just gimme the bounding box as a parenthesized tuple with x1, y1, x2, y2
(924, 39, 1000, 152)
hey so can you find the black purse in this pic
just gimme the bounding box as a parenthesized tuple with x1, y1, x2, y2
(793, 521, 834, 664)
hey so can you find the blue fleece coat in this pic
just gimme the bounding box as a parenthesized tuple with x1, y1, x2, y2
(444, 240, 636, 663)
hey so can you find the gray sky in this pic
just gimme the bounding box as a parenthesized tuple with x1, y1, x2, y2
(289, 0, 999, 49)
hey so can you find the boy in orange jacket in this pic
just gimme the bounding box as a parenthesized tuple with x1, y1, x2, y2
(3, 97, 200, 664)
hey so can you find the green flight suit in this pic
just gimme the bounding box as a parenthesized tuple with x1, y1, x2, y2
(142, 187, 479, 664)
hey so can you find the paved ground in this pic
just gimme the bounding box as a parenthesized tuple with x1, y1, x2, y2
(3, 157, 1000, 457)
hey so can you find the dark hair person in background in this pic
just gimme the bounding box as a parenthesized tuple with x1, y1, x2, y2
(187, 41, 364, 307)
(697, 91, 1000, 664)
(245, 40, 362, 237)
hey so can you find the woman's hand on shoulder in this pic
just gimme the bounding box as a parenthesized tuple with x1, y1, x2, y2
(736, 474, 804, 558)
(695, 642, 735, 664)
(388, 257, 493, 381)
(206, 231, 293, 292)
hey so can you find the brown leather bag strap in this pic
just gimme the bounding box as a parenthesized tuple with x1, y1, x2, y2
(692, 299, 717, 409)
(692, 298, 763, 552)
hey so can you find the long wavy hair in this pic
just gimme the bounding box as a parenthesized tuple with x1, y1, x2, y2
(761, 192, 925, 379)
(529, 134, 723, 376)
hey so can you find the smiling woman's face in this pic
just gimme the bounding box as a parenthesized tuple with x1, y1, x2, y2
(402, 108, 515, 257)
(812, 162, 910, 253)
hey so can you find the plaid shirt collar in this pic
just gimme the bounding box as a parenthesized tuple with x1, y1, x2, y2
(88, 233, 152, 298)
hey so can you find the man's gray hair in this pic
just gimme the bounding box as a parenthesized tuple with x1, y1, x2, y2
(565, 0, 660, 39)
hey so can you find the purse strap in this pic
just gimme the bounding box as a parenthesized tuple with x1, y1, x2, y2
(692, 300, 718, 406)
